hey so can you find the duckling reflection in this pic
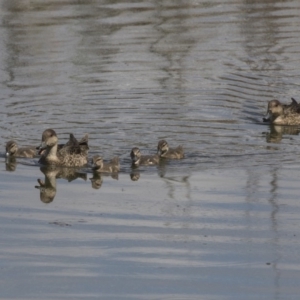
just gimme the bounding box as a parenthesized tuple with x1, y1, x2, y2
(89, 173, 103, 189)
(266, 125, 300, 143)
(35, 166, 87, 203)
(5, 157, 17, 172)
(130, 171, 140, 181)
(89, 172, 118, 189)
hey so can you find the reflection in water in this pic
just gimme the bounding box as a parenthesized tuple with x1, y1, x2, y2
(130, 170, 140, 182)
(156, 159, 169, 178)
(35, 166, 87, 203)
(89, 171, 118, 190)
(161, 175, 191, 201)
(151, 1, 195, 92)
(129, 158, 170, 181)
(160, 174, 192, 237)
(129, 163, 140, 181)
(268, 168, 281, 300)
(241, 0, 281, 74)
(5, 157, 17, 171)
(265, 125, 300, 143)
(1, 0, 300, 298)
(89, 173, 103, 189)
(245, 165, 282, 300)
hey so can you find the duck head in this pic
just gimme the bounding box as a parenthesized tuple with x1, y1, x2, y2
(37, 129, 58, 155)
(130, 147, 141, 165)
(157, 140, 169, 156)
(6, 140, 18, 156)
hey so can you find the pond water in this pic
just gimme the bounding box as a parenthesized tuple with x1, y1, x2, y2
(0, 0, 300, 299)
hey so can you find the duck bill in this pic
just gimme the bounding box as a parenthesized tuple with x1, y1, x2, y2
(263, 110, 271, 122)
(36, 142, 47, 155)
(131, 156, 139, 164)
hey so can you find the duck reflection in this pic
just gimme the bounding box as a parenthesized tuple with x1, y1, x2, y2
(156, 159, 169, 178)
(266, 125, 300, 143)
(130, 170, 140, 181)
(129, 158, 170, 181)
(89, 173, 103, 189)
(5, 157, 17, 172)
(35, 166, 87, 203)
(89, 170, 118, 190)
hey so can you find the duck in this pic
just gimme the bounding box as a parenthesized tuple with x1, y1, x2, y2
(157, 140, 184, 159)
(5, 140, 36, 158)
(92, 155, 120, 173)
(264, 98, 300, 125)
(130, 147, 159, 166)
(37, 129, 89, 167)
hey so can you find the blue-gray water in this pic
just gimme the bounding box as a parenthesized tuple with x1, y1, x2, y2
(0, 0, 300, 299)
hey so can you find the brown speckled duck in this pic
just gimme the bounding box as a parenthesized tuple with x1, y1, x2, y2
(6, 140, 36, 158)
(157, 140, 184, 159)
(130, 147, 159, 166)
(92, 155, 120, 173)
(264, 98, 300, 125)
(37, 129, 89, 167)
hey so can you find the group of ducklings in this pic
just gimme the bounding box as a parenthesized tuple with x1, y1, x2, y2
(5, 128, 184, 172)
(5, 97, 300, 170)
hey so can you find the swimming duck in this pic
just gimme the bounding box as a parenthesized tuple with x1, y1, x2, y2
(130, 147, 159, 166)
(37, 129, 89, 167)
(5, 140, 36, 158)
(264, 98, 300, 125)
(157, 140, 184, 159)
(92, 155, 120, 173)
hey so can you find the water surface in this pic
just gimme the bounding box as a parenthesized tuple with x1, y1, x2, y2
(0, 0, 300, 299)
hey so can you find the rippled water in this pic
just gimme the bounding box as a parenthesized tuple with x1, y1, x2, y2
(1, 0, 300, 299)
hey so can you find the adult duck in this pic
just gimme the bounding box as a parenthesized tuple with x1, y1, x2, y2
(264, 98, 300, 125)
(37, 129, 89, 167)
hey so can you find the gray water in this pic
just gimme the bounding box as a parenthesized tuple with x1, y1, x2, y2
(0, 0, 300, 299)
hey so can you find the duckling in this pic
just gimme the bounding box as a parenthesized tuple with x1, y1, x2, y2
(6, 140, 36, 158)
(130, 147, 159, 166)
(37, 129, 89, 167)
(157, 140, 184, 159)
(264, 98, 300, 125)
(92, 155, 120, 173)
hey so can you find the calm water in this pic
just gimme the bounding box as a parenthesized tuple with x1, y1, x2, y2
(0, 0, 300, 299)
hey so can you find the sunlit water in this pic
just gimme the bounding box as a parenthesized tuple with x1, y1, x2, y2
(0, 0, 300, 299)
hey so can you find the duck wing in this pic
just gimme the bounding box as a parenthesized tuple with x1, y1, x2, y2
(284, 98, 300, 114)
(58, 134, 82, 156)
